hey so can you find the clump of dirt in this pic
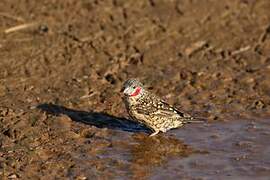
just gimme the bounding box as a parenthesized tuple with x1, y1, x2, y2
(1, 0, 270, 179)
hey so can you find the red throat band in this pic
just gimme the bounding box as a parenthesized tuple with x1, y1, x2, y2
(130, 87, 141, 97)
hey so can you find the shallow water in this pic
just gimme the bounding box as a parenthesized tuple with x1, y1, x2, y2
(91, 119, 270, 179)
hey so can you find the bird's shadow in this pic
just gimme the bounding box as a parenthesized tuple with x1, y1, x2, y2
(37, 103, 151, 133)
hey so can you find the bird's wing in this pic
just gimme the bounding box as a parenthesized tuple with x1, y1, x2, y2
(134, 98, 193, 121)
(133, 104, 157, 115)
(154, 101, 194, 120)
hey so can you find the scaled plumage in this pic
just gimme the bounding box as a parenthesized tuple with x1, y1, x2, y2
(122, 79, 196, 136)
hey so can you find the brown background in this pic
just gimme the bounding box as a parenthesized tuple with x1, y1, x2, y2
(1, 0, 270, 179)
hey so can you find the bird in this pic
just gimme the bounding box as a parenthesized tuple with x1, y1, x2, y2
(121, 78, 199, 136)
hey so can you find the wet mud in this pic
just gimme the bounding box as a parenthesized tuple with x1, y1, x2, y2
(1, 0, 270, 179)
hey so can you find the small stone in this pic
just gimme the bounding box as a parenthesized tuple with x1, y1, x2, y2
(76, 176, 87, 180)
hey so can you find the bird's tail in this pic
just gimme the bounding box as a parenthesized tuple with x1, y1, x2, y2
(183, 116, 206, 123)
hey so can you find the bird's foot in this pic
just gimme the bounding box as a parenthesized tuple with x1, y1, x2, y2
(149, 131, 159, 137)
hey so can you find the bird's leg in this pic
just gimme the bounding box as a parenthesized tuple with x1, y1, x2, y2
(149, 131, 159, 137)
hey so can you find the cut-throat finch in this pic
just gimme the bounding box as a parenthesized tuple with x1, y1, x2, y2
(121, 79, 201, 136)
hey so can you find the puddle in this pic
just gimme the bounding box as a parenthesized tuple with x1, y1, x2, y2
(159, 119, 270, 180)
(79, 119, 270, 179)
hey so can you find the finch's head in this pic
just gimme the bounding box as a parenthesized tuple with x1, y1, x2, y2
(121, 79, 144, 98)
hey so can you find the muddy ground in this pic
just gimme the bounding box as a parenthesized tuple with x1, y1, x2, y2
(1, 0, 270, 179)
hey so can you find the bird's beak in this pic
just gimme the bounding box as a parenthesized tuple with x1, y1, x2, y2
(120, 87, 128, 96)
(123, 88, 129, 96)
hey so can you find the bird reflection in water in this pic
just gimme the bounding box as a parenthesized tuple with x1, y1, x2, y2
(127, 134, 196, 179)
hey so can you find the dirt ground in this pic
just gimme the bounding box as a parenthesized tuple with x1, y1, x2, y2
(1, 0, 270, 179)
